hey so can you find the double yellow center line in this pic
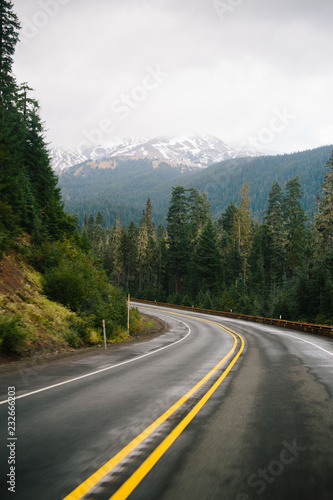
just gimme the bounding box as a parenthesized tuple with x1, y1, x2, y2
(63, 309, 245, 500)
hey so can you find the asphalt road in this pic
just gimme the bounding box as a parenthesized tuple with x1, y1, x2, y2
(0, 304, 333, 500)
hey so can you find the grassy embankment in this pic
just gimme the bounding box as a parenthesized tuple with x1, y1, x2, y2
(0, 250, 155, 362)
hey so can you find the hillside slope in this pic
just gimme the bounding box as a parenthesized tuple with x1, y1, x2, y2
(58, 157, 199, 225)
(159, 144, 333, 220)
(0, 252, 85, 361)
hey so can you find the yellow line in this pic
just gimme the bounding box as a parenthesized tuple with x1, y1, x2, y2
(109, 321, 244, 500)
(63, 309, 244, 500)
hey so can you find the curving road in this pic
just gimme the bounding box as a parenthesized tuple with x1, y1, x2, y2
(0, 304, 333, 500)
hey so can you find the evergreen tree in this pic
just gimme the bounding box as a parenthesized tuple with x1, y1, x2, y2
(232, 182, 253, 282)
(111, 212, 123, 286)
(92, 211, 105, 258)
(24, 101, 73, 240)
(156, 223, 168, 298)
(123, 221, 137, 290)
(218, 201, 237, 237)
(217, 202, 239, 286)
(135, 199, 156, 292)
(0, 2, 26, 232)
(187, 188, 211, 242)
(143, 198, 156, 289)
(315, 151, 333, 248)
(192, 217, 221, 294)
(166, 186, 191, 294)
(137, 211, 148, 292)
(0, 0, 20, 101)
(248, 222, 273, 293)
(86, 214, 95, 240)
(284, 176, 306, 275)
(96, 211, 103, 226)
(263, 180, 286, 282)
(0, 1, 75, 242)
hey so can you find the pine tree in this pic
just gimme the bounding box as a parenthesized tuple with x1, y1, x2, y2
(166, 186, 191, 294)
(217, 202, 239, 286)
(156, 223, 168, 297)
(248, 222, 273, 293)
(92, 211, 105, 258)
(232, 182, 253, 282)
(23, 101, 70, 239)
(218, 202, 237, 237)
(96, 211, 103, 226)
(123, 221, 137, 290)
(143, 198, 156, 288)
(137, 211, 149, 292)
(0, 0, 20, 102)
(264, 180, 284, 238)
(0, 1, 25, 231)
(263, 180, 286, 280)
(86, 215, 95, 240)
(315, 151, 333, 248)
(284, 176, 306, 275)
(111, 212, 123, 286)
(0, 1, 75, 242)
(135, 199, 156, 292)
(192, 217, 221, 294)
(187, 188, 211, 242)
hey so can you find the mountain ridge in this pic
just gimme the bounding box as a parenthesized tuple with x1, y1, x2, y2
(57, 144, 333, 228)
(51, 135, 262, 173)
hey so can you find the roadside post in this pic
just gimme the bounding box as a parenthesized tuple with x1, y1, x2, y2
(103, 319, 107, 349)
(127, 294, 130, 335)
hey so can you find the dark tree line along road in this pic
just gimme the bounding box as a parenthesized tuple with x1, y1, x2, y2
(0, 304, 333, 500)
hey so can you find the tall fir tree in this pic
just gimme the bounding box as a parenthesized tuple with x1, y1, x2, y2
(0, 0, 20, 101)
(0, 0, 75, 243)
(166, 186, 191, 295)
(315, 151, 333, 248)
(263, 180, 286, 281)
(187, 188, 211, 242)
(192, 217, 221, 294)
(123, 221, 137, 290)
(137, 210, 149, 292)
(111, 212, 123, 286)
(232, 182, 253, 283)
(283, 176, 307, 275)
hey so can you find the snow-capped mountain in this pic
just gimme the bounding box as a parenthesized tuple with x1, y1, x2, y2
(51, 147, 88, 173)
(51, 136, 262, 173)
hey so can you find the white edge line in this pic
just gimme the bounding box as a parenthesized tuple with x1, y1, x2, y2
(143, 305, 333, 358)
(268, 330, 333, 356)
(224, 317, 333, 357)
(0, 318, 191, 405)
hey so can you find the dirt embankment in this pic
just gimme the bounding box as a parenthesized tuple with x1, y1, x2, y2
(0, 251, 30, 296)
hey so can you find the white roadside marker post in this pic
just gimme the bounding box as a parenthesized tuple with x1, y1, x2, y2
(103, 319, 107, 350)
(127, 294, 130, 335)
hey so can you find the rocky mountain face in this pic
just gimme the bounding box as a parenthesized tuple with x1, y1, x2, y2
(50, 135, 262, 173)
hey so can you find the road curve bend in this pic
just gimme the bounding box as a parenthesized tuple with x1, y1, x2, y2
(0, 304, 332, 500)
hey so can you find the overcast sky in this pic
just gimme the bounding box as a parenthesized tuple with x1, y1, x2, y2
(12, 0, 333, 153)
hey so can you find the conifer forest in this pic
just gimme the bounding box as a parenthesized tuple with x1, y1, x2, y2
(84, 161, 333, 324)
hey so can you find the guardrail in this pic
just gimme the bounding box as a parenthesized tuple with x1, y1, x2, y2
(132, 298, 333, 339)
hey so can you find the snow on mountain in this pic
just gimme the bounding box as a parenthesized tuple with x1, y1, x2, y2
(50, 136, 262, 172)
(51, 147, 88, 173)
